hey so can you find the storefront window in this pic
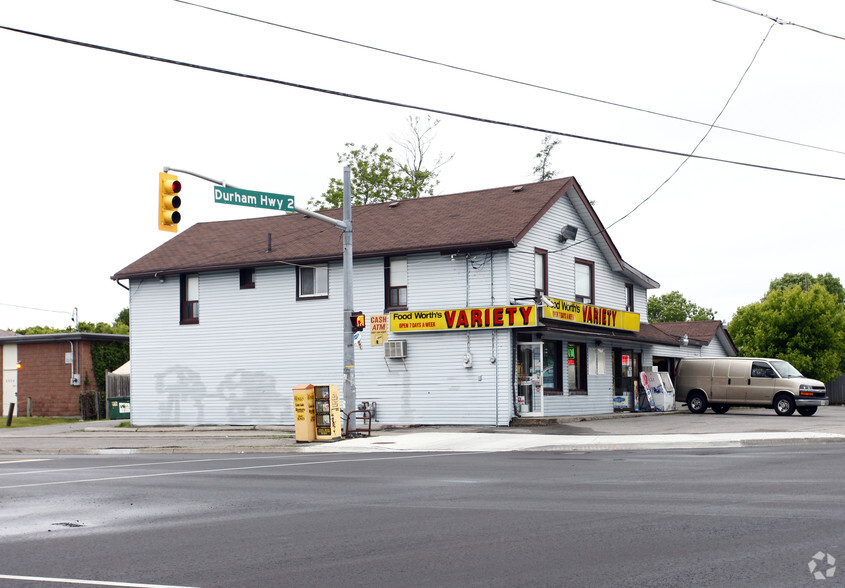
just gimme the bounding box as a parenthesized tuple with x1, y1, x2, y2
(568, 342, 587, 395)
(542, 340, 561, 394)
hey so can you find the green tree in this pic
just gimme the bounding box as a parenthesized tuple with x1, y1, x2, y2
(393, 115, 453, 199)
(311, 143, 407, 209)
(115, 307, 129, 328)
(769, 272, 845, 304)
(15, 309, 129, 335)
(310, 117, 451, 210)
(532, 134, 561, 181)
(728, 284, 845, 382)
(647, 291, 716, 323)
(90, 340, 130, 392)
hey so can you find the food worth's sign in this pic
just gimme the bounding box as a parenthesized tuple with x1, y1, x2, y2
(542, 297, 640, 332)
(390, 305, 537, 332)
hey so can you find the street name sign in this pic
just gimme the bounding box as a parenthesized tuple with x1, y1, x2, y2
(213, 185, 295, 212)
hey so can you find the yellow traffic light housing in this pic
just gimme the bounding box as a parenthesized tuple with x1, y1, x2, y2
(159, 172, 182, 232)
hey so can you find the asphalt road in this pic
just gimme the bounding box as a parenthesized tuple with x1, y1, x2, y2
(2, 446, 843, 587)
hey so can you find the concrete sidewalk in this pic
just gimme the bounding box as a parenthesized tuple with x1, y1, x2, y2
(2, 407, 845, 454)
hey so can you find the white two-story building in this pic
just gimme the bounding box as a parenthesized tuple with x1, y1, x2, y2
(112, 177, 734, 426)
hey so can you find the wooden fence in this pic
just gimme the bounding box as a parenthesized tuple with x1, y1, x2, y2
(827, 373, 845, 405)
(106, 370, 131, 400)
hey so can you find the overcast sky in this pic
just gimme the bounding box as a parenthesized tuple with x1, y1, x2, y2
(2, 0, 843, 330)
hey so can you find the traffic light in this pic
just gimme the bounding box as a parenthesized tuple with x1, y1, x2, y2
(159, 172, 182, 232)
(350, 312, 365, 332)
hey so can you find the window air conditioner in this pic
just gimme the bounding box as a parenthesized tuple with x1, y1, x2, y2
(384, 340, 407, 359)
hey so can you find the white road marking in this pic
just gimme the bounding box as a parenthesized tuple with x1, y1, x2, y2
(0, 452, 472, 490)
(0, 574, 201, 587)
(0, 455, 296, 477)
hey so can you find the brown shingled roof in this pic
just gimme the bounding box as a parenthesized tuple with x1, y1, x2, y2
(112, 177, 656, 287)
(650, 320, 738, 354)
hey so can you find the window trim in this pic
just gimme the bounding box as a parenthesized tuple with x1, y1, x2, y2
(567, 342, 588, 395)
(574, 259, 595, 305)
(180, 273, 199, 325)
(240, 268, 255, 290)
(297, 264, 329, 300)
(534, 248, 548, 297)
(385, 256, 408, 311)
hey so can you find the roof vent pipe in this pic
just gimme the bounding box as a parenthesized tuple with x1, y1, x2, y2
(266, 233, 272, 253)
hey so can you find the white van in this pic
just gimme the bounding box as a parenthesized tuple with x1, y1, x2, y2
(675, 357, 828, 416)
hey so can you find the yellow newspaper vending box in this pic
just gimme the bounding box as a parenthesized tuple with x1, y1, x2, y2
(314, 385, 341, 441)
(292, 384, 316, 443)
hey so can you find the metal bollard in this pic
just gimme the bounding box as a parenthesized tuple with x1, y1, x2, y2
(6, 403, 15, 427)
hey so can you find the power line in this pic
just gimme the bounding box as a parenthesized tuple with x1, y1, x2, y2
(2, 24, 844, 183)
(0, 302, 72, 315)
(713, 0, 845, 41)
(553, 21, 778, 254)
(173, 0, 845, 158)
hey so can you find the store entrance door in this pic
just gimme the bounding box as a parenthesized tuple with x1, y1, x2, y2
(516, 342, 544, 416)
(613, 349, 641, 409)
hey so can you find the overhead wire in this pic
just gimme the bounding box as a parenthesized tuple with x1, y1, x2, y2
(552, 20, 778, 254)
(1, 24, 843, 184)
(172, 0, 845, 158)
(712, 0, 845, 41)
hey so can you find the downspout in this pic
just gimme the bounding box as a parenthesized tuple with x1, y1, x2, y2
(507, 249, 519, 418)
(491, 250, 499, 426)
(68, 341, 75, 384)
(465, 255, 471, 368)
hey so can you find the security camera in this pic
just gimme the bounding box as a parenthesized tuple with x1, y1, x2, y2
(540, 295, 556, 308)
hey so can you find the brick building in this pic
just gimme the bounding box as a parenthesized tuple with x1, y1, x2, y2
(0, 332, 129, 417)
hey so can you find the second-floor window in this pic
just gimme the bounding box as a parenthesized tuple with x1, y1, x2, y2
(386, 256, 407, 309)
(240, 268, 255, 290)
(180, 273, 199, 324)
(575, 259, 594, 305)
(534, 249, 548, 296)
(298, 264, 328, 298)
(625, 283, 634, 312)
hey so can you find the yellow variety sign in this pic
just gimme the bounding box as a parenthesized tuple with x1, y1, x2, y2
(542, 297, 640, 332)
(390, 305, 537, 332)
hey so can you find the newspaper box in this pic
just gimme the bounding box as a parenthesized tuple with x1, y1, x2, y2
(292, 384, 316, 443)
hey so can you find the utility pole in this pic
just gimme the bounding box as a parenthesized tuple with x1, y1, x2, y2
(342, 167, 357, 435)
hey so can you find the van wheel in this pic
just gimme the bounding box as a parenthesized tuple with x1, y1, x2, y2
(797, 406, 818, 417)
(774, 395, 796, 416)
(711, 404, 730, 414)
(687, 392, 708, 414)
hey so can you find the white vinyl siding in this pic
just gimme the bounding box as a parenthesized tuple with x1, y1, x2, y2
(129, 253, 515, 426)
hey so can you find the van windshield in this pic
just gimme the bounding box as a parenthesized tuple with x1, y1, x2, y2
(770, 360, 803, 378)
